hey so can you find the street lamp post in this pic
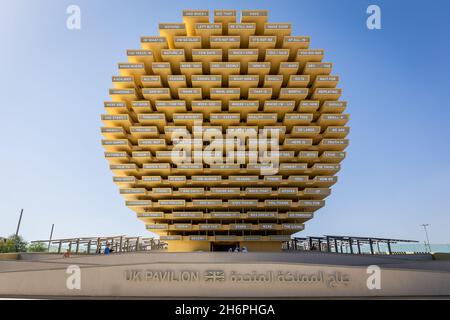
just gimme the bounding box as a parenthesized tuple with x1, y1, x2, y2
(420, 224, 431, 252)
(14, 209, 24, 252)
(48, 224, 55, 252)
(15, 209, 24, 238)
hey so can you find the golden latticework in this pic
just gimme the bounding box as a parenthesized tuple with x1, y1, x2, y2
(101, 10, 349, 252)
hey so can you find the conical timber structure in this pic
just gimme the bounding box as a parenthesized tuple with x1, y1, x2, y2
(101, 10, 349, 252)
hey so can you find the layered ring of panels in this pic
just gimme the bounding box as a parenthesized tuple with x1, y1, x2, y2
(101, 9, 349, 248)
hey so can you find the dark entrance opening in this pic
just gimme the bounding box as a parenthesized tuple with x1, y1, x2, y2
(211, 242, 239, 252)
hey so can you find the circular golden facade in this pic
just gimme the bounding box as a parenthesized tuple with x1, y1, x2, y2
(101, 10, 349, 252)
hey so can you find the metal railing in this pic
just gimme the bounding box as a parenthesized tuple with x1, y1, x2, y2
(31, 235, 167, 254)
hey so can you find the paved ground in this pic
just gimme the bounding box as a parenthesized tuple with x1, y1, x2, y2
(1, 251, 449, 274)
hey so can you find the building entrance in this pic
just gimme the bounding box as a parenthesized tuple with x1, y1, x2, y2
(211, 242, 239, 252)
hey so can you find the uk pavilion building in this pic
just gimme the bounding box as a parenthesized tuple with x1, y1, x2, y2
(101, 10, 349, 252)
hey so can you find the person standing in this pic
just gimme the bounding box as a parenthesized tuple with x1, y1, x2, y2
(104, 243, 111, 255)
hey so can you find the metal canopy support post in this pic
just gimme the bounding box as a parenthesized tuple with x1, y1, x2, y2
(349, 238, 353, 254)
(97, 237, 101, 254)
(369, 239, 374, 254)
(387, 240, 392, 255)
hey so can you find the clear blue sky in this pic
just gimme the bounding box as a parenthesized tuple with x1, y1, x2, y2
(0, 0, 449, 243)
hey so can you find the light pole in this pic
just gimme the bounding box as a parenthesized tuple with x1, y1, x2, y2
(420, 224, 431, 252)
(15, 209, 24, 238)
(14, 209, 24, 252)
(48, 224, 55, 252)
